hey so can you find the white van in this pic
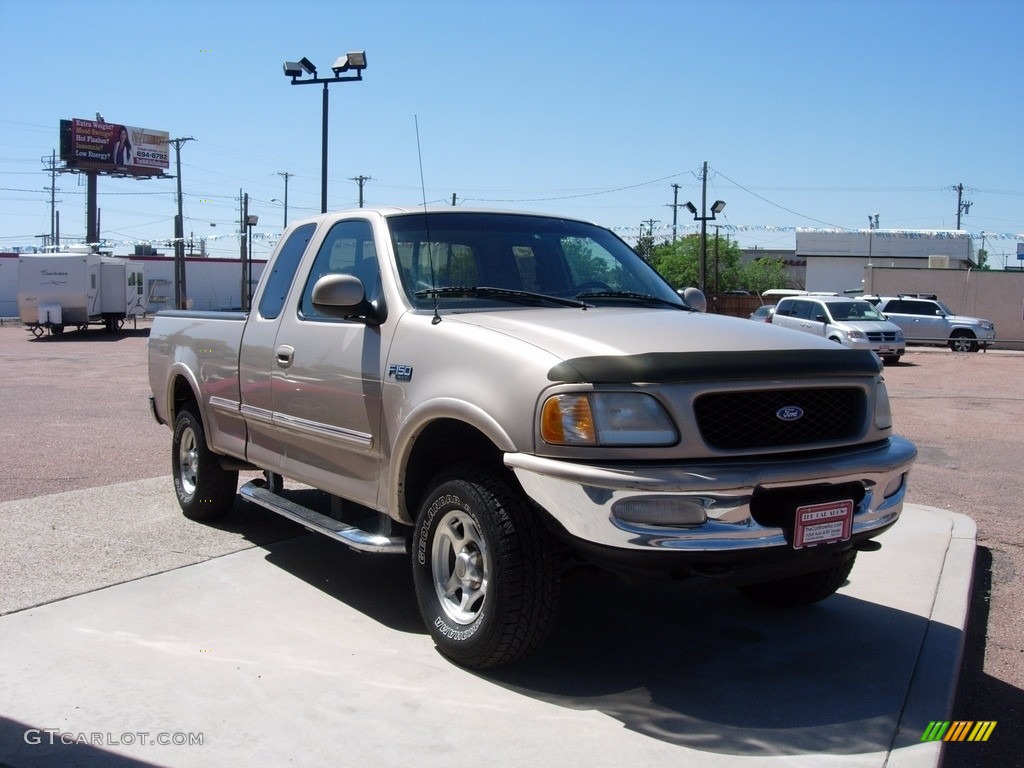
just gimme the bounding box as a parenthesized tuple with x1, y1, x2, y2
(771, 295, 905, 364)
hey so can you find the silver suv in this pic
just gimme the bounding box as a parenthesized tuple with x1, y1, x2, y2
(866, 295, 995, 353)
(772, 296, 906, 365)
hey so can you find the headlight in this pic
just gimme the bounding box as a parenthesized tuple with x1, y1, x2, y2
(980, 321, 994, 331)
(541, 392, 678, 446)
(847, 330, 866, 339)
(895, 330, 905, 341)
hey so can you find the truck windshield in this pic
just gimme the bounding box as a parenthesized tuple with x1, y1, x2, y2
(387, 211, 684, 311)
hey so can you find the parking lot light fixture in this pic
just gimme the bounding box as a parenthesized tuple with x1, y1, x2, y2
(283, 50, 368, 214)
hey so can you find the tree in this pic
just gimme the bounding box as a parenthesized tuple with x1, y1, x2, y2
(649, 234, 743, 292)
(976, 248, 991, 270)
(740, 256, 789, 295)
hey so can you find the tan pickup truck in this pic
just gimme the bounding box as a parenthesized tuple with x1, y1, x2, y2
(148, 207, 916, 668)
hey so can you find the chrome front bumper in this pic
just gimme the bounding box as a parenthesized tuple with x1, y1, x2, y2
(505, 436, 917, 552)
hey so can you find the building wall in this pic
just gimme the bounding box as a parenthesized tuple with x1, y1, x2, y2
(866, 265, 1024, 349)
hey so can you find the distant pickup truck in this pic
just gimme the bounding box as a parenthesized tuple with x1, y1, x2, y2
(148, 207, 916, 668)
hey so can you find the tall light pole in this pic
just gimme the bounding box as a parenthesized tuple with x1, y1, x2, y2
(283, 52, 367, 214)
(683, 163, 726, 295)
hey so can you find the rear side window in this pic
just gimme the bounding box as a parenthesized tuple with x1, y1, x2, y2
(789, 300, 813, 320)
(258, 223, 316, 319)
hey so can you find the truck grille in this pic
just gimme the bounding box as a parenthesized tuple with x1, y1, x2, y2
(694, 387, 864, 450)
(866, 331, 901, 343)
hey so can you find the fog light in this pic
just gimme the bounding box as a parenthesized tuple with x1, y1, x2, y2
(612, 497, 707, 527)
(883, 473, 906, 499)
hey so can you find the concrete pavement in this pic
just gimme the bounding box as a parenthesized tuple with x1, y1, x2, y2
(0, 478, 976, 768)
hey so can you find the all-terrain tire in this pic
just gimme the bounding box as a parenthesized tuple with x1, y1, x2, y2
(412, 466, 560, 668)
(171, 407, 238, 521)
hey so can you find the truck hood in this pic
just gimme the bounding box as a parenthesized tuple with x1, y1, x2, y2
(448, 306, 837, 360)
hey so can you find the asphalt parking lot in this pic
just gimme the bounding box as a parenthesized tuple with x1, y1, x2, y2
(0, 319, 1020, 767)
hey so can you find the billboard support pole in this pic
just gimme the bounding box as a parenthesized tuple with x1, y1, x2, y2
(86, 171, 98, 247)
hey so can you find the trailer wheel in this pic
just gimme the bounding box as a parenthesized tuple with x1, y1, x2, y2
(412, 466, 560, 668)
(171, 407, 238, 520)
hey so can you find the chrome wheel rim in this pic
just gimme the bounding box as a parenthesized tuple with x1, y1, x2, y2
(431, 509, 489, 625)
(178, 426, 198, 495)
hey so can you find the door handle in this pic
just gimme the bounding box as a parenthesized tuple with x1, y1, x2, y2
(275, 344, 294, 368)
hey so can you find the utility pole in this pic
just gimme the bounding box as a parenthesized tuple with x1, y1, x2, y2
(241, 192, 249, 310)
(699, 161, 708, 293)
(668, 183, 682, 241)
(350, 175, 371, 207)
(276, 171, 293, 227)
(42, 151, 60, 249)
(169, 136, 195, 308)
(451, 193, 457, 206)
(955, 183, 971, 230)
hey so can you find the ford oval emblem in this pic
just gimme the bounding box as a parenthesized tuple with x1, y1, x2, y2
(776, 406, 804, 422)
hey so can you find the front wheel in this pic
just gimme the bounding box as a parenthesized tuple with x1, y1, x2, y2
(171, 407, 238, 520)
(736, 551, 857, 607)
(412, 467, 560, 668)
(949, 334, 978, 353)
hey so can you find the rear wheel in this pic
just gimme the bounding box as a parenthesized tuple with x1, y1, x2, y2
(949, 333, 978, 353)
(412, 466, 560, 668)
(171, 407, 238, 520)
(736, 551, 857, 607)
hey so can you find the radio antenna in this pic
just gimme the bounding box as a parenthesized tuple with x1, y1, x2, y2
(414, 115, 441, 324)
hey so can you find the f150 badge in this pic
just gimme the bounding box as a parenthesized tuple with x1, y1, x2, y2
(388, 364, 413, 382)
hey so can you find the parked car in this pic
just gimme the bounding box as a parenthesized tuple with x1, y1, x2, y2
(749, 304, 775, 322)
(772, 296, 905, 364)
(863, 295, 995, 353)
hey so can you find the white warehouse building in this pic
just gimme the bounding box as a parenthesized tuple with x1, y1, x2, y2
(797, 229, 975, 295)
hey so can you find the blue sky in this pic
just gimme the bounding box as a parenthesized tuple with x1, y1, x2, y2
(2, 0, 1022, 265)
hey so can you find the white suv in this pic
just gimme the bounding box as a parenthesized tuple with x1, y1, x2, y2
(772, 296, 906, 365)
(865, 295, 995, 353)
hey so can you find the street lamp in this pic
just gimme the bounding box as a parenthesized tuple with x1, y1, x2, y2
(283, 51, 367, 214)
(683, 198, 726, 294)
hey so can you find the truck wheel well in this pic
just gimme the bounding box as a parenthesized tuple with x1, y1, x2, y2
(402, 419, 510, 522)
(171, 375, 200, 425)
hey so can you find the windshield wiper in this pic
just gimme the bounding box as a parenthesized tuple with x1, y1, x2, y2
(573, 290, 694, 310)
(415, 285, 588, 308)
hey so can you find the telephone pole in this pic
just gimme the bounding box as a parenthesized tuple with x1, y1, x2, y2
(276, 171, 293, 226)
(667, 183, 682, 241)
(350, 175, 371, 207)
(169, 136, 195, 308)
(955, 183, 971, 230)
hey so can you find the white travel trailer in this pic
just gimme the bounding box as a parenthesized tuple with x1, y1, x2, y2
(17, 246, 145, 337)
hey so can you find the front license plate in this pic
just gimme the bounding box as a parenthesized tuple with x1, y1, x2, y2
(793, 499, 854, 548)
(878, 345, 891, 352)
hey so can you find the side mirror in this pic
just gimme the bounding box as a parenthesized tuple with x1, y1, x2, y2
(311, 273, 364, 309)
(680, 287, 707, 313)
(310, 273, 386, 325)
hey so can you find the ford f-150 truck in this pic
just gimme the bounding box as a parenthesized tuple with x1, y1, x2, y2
(148, 207, 917, 668)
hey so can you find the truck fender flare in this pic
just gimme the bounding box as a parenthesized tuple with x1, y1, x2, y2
(387, 397, 518, 518)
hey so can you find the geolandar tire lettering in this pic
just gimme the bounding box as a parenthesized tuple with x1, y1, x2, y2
(411, 467, 560, 669)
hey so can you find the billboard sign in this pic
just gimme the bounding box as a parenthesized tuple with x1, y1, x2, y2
(60, 118, 170, 177)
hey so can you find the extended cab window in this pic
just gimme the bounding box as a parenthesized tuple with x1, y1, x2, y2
(258, 223, 315, 319)
(299, 219, 379, 320)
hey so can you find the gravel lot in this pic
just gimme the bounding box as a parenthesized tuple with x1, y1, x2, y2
(0, 318, 1020, 766)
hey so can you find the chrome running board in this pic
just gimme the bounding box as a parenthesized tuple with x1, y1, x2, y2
(239, 481, 406, 554)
